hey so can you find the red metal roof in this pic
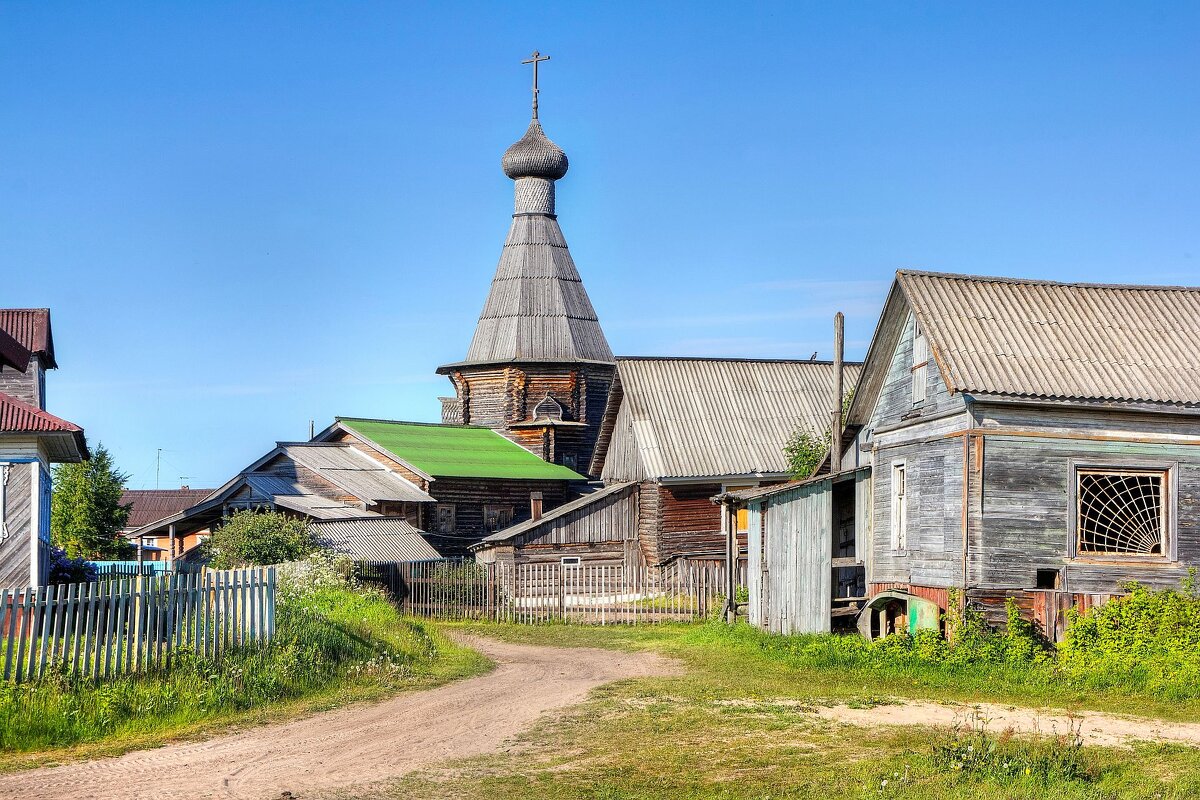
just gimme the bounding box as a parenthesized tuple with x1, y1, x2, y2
(120, 489, 214, 529)
(0, 327, 29, 372)
(0, 391, 81, 434)
(0, 309, 55, 369)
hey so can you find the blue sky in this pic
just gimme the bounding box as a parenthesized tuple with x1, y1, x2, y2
(2, 2, 1197, 489)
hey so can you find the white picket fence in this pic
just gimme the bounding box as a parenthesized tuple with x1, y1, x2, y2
(0, 567, 276, 683)
(358, 559, 745, 625)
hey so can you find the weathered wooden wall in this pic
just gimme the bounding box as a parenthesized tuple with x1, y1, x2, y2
(503, 483, 638, 565)
(752, 478, 833, 634)
(0, 356, 43, 407)
(656, 482, 724, 561)
(0, 463, 32, 587)
(426, 477, 572, 555)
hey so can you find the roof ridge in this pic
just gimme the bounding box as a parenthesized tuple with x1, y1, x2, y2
(616, 355, 865, 365)
(898, 269, 1200, 293)
(336, 417, 483, 430)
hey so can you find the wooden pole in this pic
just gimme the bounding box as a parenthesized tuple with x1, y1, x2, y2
(724, 503, 738, 624)
(831, 312, 844, 475)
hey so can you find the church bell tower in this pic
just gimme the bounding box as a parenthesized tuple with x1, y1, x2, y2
(436, 52, 615, 476)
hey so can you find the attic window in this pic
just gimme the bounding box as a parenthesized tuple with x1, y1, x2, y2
(1076, 469, 1167, 557)
(911, 318, 928, 405)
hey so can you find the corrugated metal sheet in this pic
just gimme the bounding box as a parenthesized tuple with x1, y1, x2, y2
(0, 309, 55, 368)
(603, 358, 862, 481)
(899, 271, 1200, 407)
(120, 489, 214, 528)
(311, 517, 441, 562)
(0, 391, 82, 434)
(280, 443, 433, 503)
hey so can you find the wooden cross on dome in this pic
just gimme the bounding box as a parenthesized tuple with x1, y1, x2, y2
(522, 50, 551, 119)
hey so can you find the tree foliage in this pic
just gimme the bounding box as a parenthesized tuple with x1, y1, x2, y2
(206, 509, 318, 569)
(782, 389, 856, 480)
(50, 444, 133, 560)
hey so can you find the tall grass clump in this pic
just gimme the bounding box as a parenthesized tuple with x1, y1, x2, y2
(0, 552, 452, 754)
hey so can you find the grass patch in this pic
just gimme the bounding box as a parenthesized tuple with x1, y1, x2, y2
(357, 621, 1200, 800)
(0, 566, 490, 772)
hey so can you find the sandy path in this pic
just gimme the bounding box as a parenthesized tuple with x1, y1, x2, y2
(807, 700, 1200, 748)
(0, 637, 675, 800)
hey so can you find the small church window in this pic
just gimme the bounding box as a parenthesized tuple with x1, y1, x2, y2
(1076, 469, 1167, 557)
(911, 318, 928, 405)
(891, 462, 907, 551)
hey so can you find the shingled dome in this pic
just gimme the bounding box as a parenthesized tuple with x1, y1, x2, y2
(502, 119, 568, 180)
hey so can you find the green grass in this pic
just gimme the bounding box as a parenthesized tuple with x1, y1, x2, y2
(0, 584, 491, 773)
(354, 622, 1200, 800)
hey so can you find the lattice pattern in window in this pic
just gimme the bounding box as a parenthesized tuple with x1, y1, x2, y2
(1076, 470, 1166, 556)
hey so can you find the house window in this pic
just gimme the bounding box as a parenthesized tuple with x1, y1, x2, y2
(561, 453, 577, 470)
(1076, 469, 1167, 557)
(434, 504, 456, 534)
(484, 505, 513, 533)
(911, 318, 928, 405)
(561, 556, 581, 568)
(890, 462, 907, 551)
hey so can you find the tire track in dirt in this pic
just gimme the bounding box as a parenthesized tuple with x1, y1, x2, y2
(0, 636, 676, 800)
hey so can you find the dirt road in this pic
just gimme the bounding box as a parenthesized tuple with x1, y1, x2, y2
(0, 637, 675, 800)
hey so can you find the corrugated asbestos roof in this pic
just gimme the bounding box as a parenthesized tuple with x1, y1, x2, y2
(272, 494, 382, 520)
(311, 517, 441, 562)
(899, 271, 1200, 407)
(337, 418, 586, 481)
(120, 489, 214, 529)
(279, 443, 434, 503)
(476, 482, 633, 545)
(607, 357, 862, 480)
(0, 309, 55, 368)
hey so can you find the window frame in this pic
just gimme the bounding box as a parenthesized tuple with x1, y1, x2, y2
(483, 504, 514, 533)
(1067, 459, 1178, 562)
(433, 503, 456, 534)
(890, 460, 907, 552)
(911, 317, 929, 406)
(561, 555, 582, 568)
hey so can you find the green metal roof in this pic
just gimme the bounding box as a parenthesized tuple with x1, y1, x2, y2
(337, 418, 586, 481)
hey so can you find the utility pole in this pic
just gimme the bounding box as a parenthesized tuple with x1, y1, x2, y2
(156, 449, 162, 490)
(831, 313, 844, 474)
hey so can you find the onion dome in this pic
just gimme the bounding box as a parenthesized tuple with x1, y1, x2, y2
(502, 119, 569, 180)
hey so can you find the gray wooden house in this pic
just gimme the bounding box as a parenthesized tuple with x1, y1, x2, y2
(732, 271, 1200, 639)
(0, 309, 87, 586)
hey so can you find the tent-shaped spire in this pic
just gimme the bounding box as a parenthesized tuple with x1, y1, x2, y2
(446, 114, 613, 367)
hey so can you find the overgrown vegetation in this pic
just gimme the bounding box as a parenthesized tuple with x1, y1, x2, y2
(0, 554, 488, 766)
(204, 508, 318, 569)
(50, 444, 132, 559)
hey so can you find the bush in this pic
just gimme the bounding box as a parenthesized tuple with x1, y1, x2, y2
(1058, 576, 1200, 699)
(46, 546, 97, 585)
(205, 509, 317, 569)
